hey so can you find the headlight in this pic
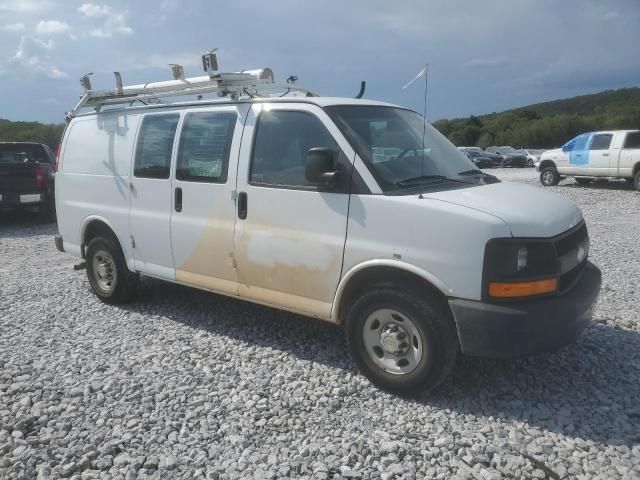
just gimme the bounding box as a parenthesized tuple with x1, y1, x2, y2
(483, 239, 558, 299)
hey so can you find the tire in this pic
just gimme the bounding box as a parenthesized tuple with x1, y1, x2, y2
(634, 170, 640, 191)
(344, 285, 458, 393)
(540, 167, 559, 186)
(575, 178, 592, 185)
(86, 236, 138, 304)
(500, 159, 506, 168)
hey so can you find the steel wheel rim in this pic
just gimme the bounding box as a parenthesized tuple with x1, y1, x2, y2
(363, 308, 424, 375)
(542, 171, 554, 184)
(92, 249, 116, 294)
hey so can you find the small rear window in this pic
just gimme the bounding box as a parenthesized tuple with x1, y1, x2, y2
(623, 132, 640, 150)
(0, 144, 49, 163)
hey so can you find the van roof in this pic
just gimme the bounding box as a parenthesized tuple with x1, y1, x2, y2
(72, 96, 403, 119)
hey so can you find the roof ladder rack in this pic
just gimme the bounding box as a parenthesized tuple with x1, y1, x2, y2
(66, 49, 318, 121)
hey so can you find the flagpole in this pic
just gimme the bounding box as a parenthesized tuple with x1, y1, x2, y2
(421, 63, 428, 178)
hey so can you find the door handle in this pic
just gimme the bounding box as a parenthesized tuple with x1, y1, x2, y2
(237, 191, 247, 220)
(175, 187, 182, 212)
(602, 153, 609, 156)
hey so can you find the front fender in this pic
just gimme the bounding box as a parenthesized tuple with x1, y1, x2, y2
(330, 259, 452, 322)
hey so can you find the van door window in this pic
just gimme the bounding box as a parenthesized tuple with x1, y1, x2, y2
(250, 110, 338, 189)
(176, 112, 236, 183)
(134, 114, 180, 179)
(623, 132, 640, 149)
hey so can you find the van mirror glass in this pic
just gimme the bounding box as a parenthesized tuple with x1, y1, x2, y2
(305, 147, 338, 186)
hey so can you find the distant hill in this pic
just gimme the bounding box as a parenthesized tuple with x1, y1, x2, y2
(433, 87, 640, 149)
(0, 119, 64, 151)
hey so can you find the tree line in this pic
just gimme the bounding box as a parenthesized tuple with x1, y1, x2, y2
(433, 87, 640, 149)
(0, 119, 65, 151)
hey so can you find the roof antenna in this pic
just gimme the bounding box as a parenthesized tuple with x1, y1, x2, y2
(354, 81, 366, 99)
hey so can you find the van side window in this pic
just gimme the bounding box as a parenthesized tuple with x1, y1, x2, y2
(623, 132, 640, 149)
(176, 112, 236, 183)
(250, 110, 338, 188)
(589, 134, 612, 151)
(134, 114, 180, 179)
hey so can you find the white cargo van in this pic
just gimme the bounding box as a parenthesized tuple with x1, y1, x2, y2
(537, 130, 640, 189)
(54, 55, 601, 392)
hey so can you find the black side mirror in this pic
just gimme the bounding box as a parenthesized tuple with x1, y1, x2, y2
(305, 147, 338, 186)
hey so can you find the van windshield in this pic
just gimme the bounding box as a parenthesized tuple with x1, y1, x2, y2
(326, 105, 489, 193)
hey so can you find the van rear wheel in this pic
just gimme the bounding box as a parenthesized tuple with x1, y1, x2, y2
(344, 286, 458, 393)
(86, 236, 138, 304)
(540, 167, 559, 186)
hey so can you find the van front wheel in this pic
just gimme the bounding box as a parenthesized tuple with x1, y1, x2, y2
(634, 170, 640, 191)
(345, 286, 458, 393)
(86, 236, 138, 304)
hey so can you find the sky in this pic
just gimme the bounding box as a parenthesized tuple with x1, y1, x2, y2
(0, 0, 639, 124)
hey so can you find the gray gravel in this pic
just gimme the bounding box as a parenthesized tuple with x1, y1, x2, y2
(1, 170, 639, 480)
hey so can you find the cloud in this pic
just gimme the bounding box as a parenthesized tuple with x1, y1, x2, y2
(0, 0, 51, 13)
(602, 10, 620, 21)
(90, 13, 133, 38)
(78, 3, 111, 17)
(463, 56, 510, 69)
(36, 20, 71, 34)
(1, 22, 25, 32)
(8, 35, 67, 79)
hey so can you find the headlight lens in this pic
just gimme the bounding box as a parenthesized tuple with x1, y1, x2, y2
(483, 239, 558, 299)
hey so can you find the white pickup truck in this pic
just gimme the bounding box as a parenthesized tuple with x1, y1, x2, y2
(537, 129, 640, 190)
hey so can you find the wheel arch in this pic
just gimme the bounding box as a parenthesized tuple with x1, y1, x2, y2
(331, 260, 453, 323)
(632, 161, 640, 177)
(80, 216, 126, 260)
(539, 159, 556, 170)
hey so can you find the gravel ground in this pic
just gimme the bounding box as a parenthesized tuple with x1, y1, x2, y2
(1, 170, 639, 480)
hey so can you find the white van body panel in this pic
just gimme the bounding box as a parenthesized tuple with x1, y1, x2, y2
(57, 112, 140, 266)
(427, 182, 582, 238)
(342, 193, 511, 302)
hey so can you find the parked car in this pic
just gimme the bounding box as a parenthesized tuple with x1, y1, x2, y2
(485, 146, 528, 167)
(464, 150, 494, 168)
(521, 148, 545, 167)
(55, 59, 601, 393)
(537, 130, 640, 190)
(0, 142, 56, 221)
(459, 147, 502, 167)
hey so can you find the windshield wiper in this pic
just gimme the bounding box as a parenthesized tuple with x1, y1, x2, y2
(397, 174, 469, 186)
(457, 169, 500, 183)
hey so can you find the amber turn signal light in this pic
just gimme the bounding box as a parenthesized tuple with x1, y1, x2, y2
(488, 278, 558, 298)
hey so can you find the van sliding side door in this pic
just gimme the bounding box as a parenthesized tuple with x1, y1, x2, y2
(168, 105, 249, 295)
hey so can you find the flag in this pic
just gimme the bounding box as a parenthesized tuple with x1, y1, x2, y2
(402, 66, 427, 90)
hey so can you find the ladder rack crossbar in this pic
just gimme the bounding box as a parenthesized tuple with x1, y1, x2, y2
(67, 74, 317, 120)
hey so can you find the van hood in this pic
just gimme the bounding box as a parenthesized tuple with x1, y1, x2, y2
(425, 181, 583, 237)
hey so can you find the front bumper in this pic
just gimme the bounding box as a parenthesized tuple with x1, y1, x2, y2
(449, 261, 601, 358)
